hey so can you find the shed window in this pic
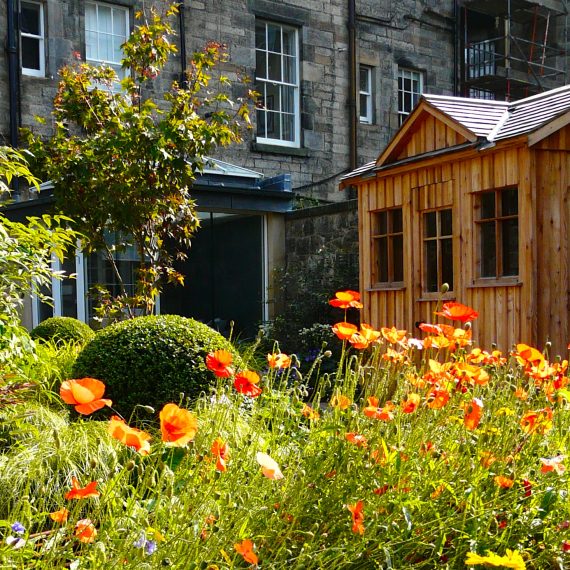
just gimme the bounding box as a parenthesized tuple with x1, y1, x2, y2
(476, 187, 518, 278)
(423, 209, 453, 293)
(372, 208, 403, 286)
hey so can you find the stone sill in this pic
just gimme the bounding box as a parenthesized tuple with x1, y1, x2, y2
(251, 142, 310, 158)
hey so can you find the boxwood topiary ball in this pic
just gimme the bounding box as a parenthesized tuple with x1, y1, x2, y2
(71, 315, 242, 415)
(31, 316, 95, 345)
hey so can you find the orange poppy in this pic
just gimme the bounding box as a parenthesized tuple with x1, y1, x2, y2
(75, 519, 97, 543)
(381, 326, 407, 344)
(234, 539, 258, 565)
(345, 432, 368, 447)
(329, 290, 363, 310)
(65, 477, 100, 500)
(480, 451, 497, 468)
(520, 408, 553, 435)
(514, 387, 529, 400)
(332, 322, 358, 340)
(360, 323, 382, 343)
(515, 343, 545, 365)
(494, 475, 514, 489)
(435, 302, 479, 323)
(205, 350, 234, 378)
(464, 398, 483, 430)
(349, 332, 369, 350)
(211, 438, 230, 472)
(330, 394, 351, 410)
(234, 370, 263, 398)
(401, 393, 421, 414)
(108, 416, 151, 455)
(59, 378, 112, 415)
(301, 404, 320, 420)
(267, 352, 292, 369)
(426, 387, 450, 409)
(418, 322, 443, 335)
(347, 501, 365, 535)
(159, 403, 198, 446)
(363, 397, 395, 421)
(540, 455, 566, 475)
(256, 452, 284, 480)
(49, 507, 69, 523)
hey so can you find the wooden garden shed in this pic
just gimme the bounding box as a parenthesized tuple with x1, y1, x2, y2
(340, 84, 570, 355)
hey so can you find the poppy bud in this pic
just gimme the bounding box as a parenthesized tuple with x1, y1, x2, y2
(464, 322, 472, 330)
(89, 458, 98, 469)
(53, 430, 61, 450)
(126, 460, 136, 471)
(440, 283, 449, 294)
(323, 350, 332, 358)
(138, 405, 155, 414)
(546, 341, 552, 350)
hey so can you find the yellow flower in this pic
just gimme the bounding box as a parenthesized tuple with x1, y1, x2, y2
(465, 549, 526, 569)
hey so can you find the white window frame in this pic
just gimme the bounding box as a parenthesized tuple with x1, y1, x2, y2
(85, 1, 130, 83)
(359, 65, 373, 124)
(20, 0, 45, 77)
(398, 67, 423, 125)
(255, 20, 300, 148)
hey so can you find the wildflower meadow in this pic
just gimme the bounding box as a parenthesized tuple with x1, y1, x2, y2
(2, 291, 570, 569)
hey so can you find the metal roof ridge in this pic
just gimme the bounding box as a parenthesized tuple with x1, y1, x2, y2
(487, 108, 513, 142)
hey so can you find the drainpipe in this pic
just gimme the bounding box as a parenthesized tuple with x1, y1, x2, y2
(6, 0, 20, 148)
(347, 0, 357, 171)
(179, 1, 188, 87)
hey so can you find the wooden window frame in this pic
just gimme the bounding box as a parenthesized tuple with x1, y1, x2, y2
(474, 186, 519, 280)
(422, 208, 453, 295)
(371, 207, 404, 289)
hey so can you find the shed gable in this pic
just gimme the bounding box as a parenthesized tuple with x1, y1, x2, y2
(376, 102, 477, 168)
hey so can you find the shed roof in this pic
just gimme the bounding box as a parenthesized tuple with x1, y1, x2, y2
(340, 84, 570, 186)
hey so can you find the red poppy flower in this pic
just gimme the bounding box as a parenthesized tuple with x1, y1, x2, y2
(49, 508, 70, 523)
(108, 416, 151, 455)
(301, 404, 320, 420)
(520, 407, 553, 435)
(347, 501, 365, 534)
(205, 349, 235, 378)
(160, 403, 198, 446)
(331, 394, 351, 410)
(464, 398, 483, 430)
(332, 322, 358, 340)
(401, 393, 421, 414)
(234, 539, 258, 565)
(256, 452, 284, 480)
(494, 475, 514, 489)
(345, 432, 368, 447)
(211, 438, 230, 472)
(435, 302, 479, 323)
(363, 397, 395, 421)
(329, 290, 363, 309)
(514, 343, 544, 365)
(65, 477, 100, 500)
(349, 332, 369, 350)
(75, 519, 97, 543)
(426, 387, 450, 409)
(234, 370, 262, 398)
(540, 455, 565, 475)
(59, 378, 112, 415)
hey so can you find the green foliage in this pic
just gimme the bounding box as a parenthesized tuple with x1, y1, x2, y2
(25, 1, 253, 317)
(71, 315, 243, 415)
(0, 147, 78, 366)
(31, 317, 95, 346)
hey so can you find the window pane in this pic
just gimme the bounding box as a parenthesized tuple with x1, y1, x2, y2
(424, 211, 436, 238)
(98, 6, 112, 34)
(255, 50, 266, 79)
(375, 211, 387, 235)
(256, 108, 266, 138)
(255, 23, 266, 50)
(21, 2, 40, 35)
(61, 258, 78, 318)
(86, 30, 97, 60)
(392, 235, 404, 282)
(501, 187, 518, 216)
(360, 94, 368, 115)
(85, 3, 96, 30)
(376, 237, 388, 283)
(481, 192, 495, 219)
(391, 209, 403, 233)
(266, 111, 280, 139)
(112, 8, 127, 35)
(283, 54, 295, 83)
(22, 37, 40, 69)
(360, 67, 369, 91)
(425, 240, 438, 292)
(267, 25, 281, 52)
(480, 221, 496, 277)
(282, 113, 294, 142)
(268, 52, 281, 82)
(502, 218, 519, 276)
(282, 28, 296, 56)
(440, 209, 453, 236)
(282, 85, 295, 114)
(441, 237, 454, 290)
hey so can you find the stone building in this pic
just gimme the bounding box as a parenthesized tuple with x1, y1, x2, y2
(1, 0, 568, 334)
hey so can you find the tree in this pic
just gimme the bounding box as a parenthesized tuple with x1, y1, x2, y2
(0, 147, 77, 365)
(26, 1, 253, 318)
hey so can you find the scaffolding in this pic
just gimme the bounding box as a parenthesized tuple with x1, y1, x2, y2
(460, 0, 568, 101)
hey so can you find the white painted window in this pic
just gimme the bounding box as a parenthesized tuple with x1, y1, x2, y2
(359, 65, 373, 124)
(20, 1, 45, 77)
(398, 67, 423, 125)
(85, 1, 129, 83)
(255, 20, 300, 147)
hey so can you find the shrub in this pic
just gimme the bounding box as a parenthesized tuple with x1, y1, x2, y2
(71, 314, 243, 415)
(31, 316, 95, 345)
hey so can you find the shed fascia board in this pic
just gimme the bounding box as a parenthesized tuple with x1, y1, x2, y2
(527, 110, 570, 146)
(375, 100, 478, 168)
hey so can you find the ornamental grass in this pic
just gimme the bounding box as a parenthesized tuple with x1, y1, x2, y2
(1, 294, 570, 569)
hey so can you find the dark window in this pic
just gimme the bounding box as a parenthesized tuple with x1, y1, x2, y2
(476, 187, 518, 278)
(423, 208, 453, 293)
(372, 208, 404, 285)
(20, 1, 44, 76)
